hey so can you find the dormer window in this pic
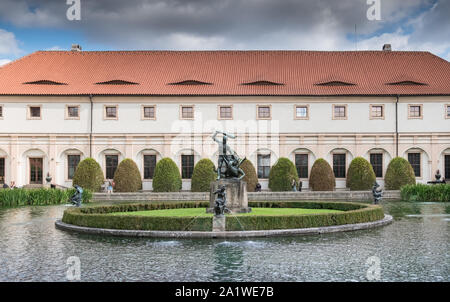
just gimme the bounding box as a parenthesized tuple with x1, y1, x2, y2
(96, 80, 138, 85)
(24, 80, 67, 85)
(386, 81, 427, 86)
(315, 81, 355, 86)
(242, 80, 283, 86)
(169, 80, 212, 85)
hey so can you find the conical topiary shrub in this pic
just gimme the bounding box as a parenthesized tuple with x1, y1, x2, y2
(268, 157, 299, 192)
(191, 158, 216, 192)
(309, 158, 335, 191)
(72, 157, 105, 192)
(241, 159, 258, 192)
(346, 157, 376, 190)
(385, 157, 416, 190)
(113, 158, 142, 192)
(152, 157, 182, 192)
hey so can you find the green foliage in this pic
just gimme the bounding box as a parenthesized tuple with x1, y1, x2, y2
(0, 188, 92, 207)
(401, 184, 450, 202)
(268, 157, 299, 191)
(191, 158, 216, 192)
(346, 157, 376, 190)
(241, 159, 258, 192)
(309, 158, 335, 191)
(62, 201, 383, 232)
(385, 157, 416, 190)
(113, 158, 142, 192)
(152, 157, 182, 192)
(72, 157, 104, 192)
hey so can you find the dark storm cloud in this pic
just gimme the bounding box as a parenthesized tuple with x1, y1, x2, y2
(0, 0, 448, 54)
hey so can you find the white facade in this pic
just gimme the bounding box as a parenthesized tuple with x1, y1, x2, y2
(0, 95, 449, 190)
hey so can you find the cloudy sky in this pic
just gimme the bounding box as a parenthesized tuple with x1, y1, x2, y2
(0, 0, 449, 66)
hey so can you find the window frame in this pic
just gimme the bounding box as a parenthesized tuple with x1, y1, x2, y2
(369, 104, 385, 120)
(408, 104, 423, 119)
(445, 104, 450, 119)
(27, 105, 42, 120)
(332, 104, 348, 120)
(257, 154, 271, 179)
(103, 105, 118, 120)
(66, 154, 81, 181)
(407, 152, 422, 178)
(180, 105, 195, 120)
(141, 105, 156, 120)
(181, 154, 195, 179)
(217, 105, 233, 120)
(295, 153, 309, 179)
(105, 154, 119, 180)
(332, 153, 346, 178)
(294, 104, 309, 120)
(369, 153, 383, 178)
(256, 105, 272, 120)
(0, 157, 5, 184)
(143, 154, 157, 180)
(65, 104, 80, 120)
(0, 104, 3, 119)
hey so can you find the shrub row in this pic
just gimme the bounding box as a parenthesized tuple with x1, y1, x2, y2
(0, 188, 92, 208)
(62, 201, 383, 232)
(400, 184, 450, 202)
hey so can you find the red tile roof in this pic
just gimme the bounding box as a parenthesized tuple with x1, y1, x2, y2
(0, 50, 449, 96)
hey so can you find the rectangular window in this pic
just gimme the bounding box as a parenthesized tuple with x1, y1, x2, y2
(370, 153, 383, 178)
(105, 155, 118, 179)
(257, 154, 271, 179)
(257, 105, 271, 119)
(408, 153, 421, 177)
(0, 158, 4, 184)
(218, 106, 233, 119)
(143, 106, 156, 119)
(181, 106, 194, 119)
(333, 154, 346, 178)
(105, 106, 117, 119)
(66, 106, 79, 119)
(143, 155, 157, 179)
(29, 158, 43, 184)
(295, 105, 308, 119)
(446, 105, 450, 119)
(333, 105, 347, 119)
(67, 155, 81, 180)
(29, 106, 41, 118)
(370, 105, 384, 119)
(181, 155, 194, 179)
(408, 105, 422, 118)
(0, 105, 3, 118)
(445, 155, 450, 180)
(295, 154, 308, 178)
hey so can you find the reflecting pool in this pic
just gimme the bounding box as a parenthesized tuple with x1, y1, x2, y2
(0, 201, 448, 281)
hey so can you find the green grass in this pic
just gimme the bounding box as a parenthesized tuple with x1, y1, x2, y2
(109, 207, 343, 217)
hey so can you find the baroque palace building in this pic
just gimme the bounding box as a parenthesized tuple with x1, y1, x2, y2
(0, 46, 449, 190)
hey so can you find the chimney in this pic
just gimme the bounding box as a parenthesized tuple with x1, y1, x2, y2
(382, 44, 392, 51)
(71, 44, 82, 52)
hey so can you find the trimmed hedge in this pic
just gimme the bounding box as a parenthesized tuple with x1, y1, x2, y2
(346, 157, 376, 191)
(241, 159, 258, 192)
(268, 157, 299, 191)
(72, 158, 105, 192)
(61, 200, 384, 232)
(191, 158, 216, 192)
(401, 184, 450, 202)
(0, 188, 92, 207)
(113, 158, 142, 192)
(309, 158, 335, 191)
(152, 158, 182, 192)
(385, 157, 416, 190)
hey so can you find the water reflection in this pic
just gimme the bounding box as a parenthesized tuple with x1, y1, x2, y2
(0, 201, 448, 282)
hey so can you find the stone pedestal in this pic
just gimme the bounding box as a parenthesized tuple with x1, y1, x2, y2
(212, 215, 226, 232)
(208, 178, 251, 214)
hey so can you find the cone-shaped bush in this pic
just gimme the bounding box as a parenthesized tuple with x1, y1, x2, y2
(309, 158, 335, 191)
(113, 158, 142, 192)
(241, 159, 258, 192)
(346, 157, 376, 190)
(268, 157, 299, 191)
(385, 157, 416, 190)
(152, 157, 182, 192)
(72, 158, 104, 192)
(191, 158, 216, 192)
